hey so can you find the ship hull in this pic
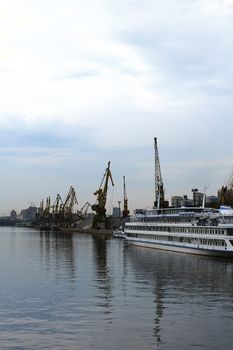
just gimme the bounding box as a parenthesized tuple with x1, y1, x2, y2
(126, 239, 233, 258)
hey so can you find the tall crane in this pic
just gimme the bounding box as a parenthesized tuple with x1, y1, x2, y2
(122, 176, 129, 218)
(219, 172, 233, 206)
(154, 138, 167, 209)
(35, 199, 44, 225)
(77, 201, 91, 219)
(36, 196, 52, 229)
(92, 161, 114, 229)
(44, 196, 51, 219)
(51, 194, 63, 226)
(61, 186, 78, 226)
(52, 194, 63, 215)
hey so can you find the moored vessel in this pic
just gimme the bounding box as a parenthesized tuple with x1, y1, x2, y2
(112, 226, 126, 239)
(125, 138, 233, 258)
(125, 206, 233, 257)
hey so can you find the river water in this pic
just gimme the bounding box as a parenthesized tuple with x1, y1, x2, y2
(0, 227, 233, 349)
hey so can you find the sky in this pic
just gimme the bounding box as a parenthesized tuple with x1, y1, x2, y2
(1, 0, 233, 215)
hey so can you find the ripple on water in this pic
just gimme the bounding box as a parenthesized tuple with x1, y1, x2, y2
(1, 229, 233, 349)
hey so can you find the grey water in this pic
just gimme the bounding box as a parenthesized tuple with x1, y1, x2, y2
(0, 227, 233, 349)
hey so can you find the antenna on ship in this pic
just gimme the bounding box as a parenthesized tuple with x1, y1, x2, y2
(154, 138, 168, 209)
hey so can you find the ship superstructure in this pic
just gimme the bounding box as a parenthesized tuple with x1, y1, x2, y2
(125, 138, 233, 257)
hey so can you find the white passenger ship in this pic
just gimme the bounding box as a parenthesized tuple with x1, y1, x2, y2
(125, 206, 233, 257)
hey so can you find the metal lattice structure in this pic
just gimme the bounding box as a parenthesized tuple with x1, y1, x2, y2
(154, 138, 166, 209)
(91, 161, 114, 229)
(122, 176, 129, 218)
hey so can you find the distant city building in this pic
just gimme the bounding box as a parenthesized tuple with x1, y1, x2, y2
(206, 195, 219, 207)
(192, 189, 204, 207)
(20, 206, 38, 221)
(171, 191, 222, 209)
(171, 195, 193, 207)
(10, 210, 17, 220)
(171, 196, 183, 207)
(112, 207, 120, 218)
(182, 196, 193, 207)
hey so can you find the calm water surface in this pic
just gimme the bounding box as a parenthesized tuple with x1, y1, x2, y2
(0, 227, 233, 349)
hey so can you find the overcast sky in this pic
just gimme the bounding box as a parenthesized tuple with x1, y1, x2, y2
(1, 0, 233, 215)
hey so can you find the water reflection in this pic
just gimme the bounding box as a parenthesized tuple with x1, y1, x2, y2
(39, 231, 76, 281)
(92, 235, 113, 322)
(126, 246, 233, 348)
(153, 278, 164, 346)
(127, 246, 233, 294)
(2, 227, 233, 350)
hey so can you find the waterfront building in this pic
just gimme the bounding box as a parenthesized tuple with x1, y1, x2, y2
(112, 207, 120, 218)
(10, 210, 17, 220)
(192, 189, 204, 207)
(20, 206, 38, 222)
(206, 195, 219, 207)
(182, 195, 193, 207)
(171, 195, 193, 207)
(171, 196, 183, 207)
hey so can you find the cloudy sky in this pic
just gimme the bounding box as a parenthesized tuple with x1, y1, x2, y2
(1, 0, 233, 215)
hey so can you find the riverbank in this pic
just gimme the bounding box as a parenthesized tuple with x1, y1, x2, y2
(60, 227, 112, 235)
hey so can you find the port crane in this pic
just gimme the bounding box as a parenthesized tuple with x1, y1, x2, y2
(35, 196, 52, 229)
(35, 187, 78, 229)
(154, 138, 168, 209)
(38, 199, 44, 217)
(220, 172, 233, 206)
(61, 186, 78, 226)
(35, 199, 44, 225)
(44, 196, 51, 218)
(39, 196, 51, 224)
(51, 194, 63, 226)
(122, 176, 129, 218)
(52, 194, 63, 215)
(77, 201, 91, 219)
(92, 161, 114, 229)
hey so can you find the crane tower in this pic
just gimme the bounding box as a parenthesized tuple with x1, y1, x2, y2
(154, 138, 166, 209)
(92, 161, 114, 229)
(219, 171, 233, 206)
(122, 176, 129, 218)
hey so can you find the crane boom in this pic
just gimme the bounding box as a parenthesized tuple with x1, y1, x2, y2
(62, 186, 78, 213)
(52, 194, 63, 214)
(59, 186, 78, 227)
(77, 201, 91, 219)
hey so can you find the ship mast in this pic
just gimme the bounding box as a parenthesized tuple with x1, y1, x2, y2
(154, 138, 165, 209)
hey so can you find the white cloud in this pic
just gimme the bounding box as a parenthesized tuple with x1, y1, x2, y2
(0, 0, 233, 214)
